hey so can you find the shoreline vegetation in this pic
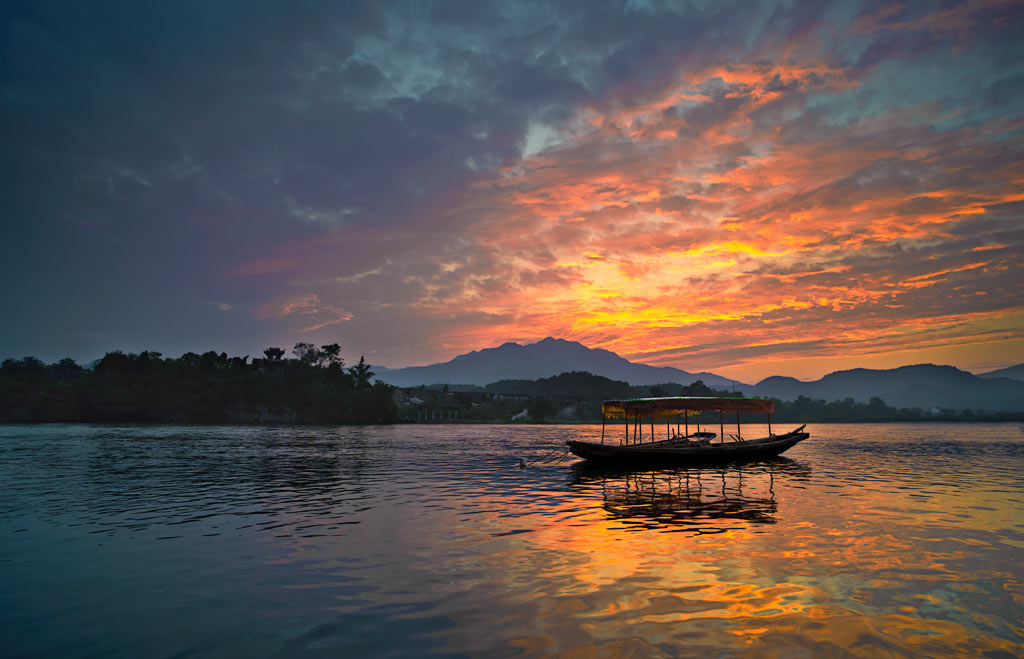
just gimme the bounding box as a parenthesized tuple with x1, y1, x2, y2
(2, 349, 1022, 425)
(0, 345, 396, 425)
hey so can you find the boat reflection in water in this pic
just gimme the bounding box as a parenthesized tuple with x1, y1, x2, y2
(569, 458, 811, 534)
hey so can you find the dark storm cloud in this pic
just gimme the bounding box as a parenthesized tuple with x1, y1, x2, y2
(1, 0, 785, 359)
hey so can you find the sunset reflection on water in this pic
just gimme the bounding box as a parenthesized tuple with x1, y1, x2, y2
(1, 423, 1021, 657)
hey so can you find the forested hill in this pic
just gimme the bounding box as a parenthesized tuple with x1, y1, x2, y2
(0, 347, 397, 424)
(484, 371, 738, 400)
(485, 371, 633, 399)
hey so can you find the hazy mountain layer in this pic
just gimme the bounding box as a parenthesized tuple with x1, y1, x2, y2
(750, 364, 1024, 412)
(978, 364, 1024, 382)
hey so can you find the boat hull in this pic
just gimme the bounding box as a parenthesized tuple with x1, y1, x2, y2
(566, 431, 809, 466)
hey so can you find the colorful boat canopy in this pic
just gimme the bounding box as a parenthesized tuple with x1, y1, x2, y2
(602, 396, 775, 419)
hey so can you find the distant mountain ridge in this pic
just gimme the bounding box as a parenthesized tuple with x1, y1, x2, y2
(978, 363, 1024, 382)
(372, 337, 739, 389)
(749, 364, 1024, 412)
(372, 339, 1024, 412)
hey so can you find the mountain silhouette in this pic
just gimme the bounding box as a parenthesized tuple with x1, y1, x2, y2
(373, 340, 1024, 412)
(372, 337, 739, 389)
(978, 363, 1024, 382)
(750, 364, 1024, 412)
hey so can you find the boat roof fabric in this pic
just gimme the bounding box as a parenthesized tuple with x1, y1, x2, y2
(602, 396, 774, 418)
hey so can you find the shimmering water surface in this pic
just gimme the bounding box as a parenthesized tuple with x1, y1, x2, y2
(2, 423, 1022, 657)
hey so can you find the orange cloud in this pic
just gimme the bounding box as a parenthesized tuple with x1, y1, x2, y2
(385, 56, 1023, 378)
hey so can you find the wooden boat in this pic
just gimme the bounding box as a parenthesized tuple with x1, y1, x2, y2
(567, 396, 808, 466)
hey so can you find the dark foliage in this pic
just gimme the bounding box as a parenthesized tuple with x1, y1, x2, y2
(527, 397, 558, 422)
(0, 348, 397, 425)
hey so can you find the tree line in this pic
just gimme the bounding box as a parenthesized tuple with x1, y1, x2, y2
(4, 358, 1019, 426)
(0, 344, 397, 424)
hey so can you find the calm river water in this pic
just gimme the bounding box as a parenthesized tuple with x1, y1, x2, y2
(1, 423, 1022, 657)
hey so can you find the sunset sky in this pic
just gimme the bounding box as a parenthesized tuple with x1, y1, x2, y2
(2, 0, 1022, 382)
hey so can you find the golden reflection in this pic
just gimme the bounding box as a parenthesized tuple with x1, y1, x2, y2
(478, 452, 1020, 657)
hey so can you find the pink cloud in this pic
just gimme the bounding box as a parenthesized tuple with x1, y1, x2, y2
(255, 294, 354, 333)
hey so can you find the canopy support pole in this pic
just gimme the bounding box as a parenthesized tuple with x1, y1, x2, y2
(685, 410, 689, 437)
(736, 411, 741, 441)
(767, 412, 772, 436)
(719, 410, 724, 444)
(601, 415, 605, 444)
